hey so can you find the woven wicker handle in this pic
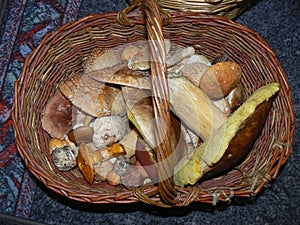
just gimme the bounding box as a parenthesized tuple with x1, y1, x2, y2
(142, 0, 177, 205)
(118, 0, 199, 207)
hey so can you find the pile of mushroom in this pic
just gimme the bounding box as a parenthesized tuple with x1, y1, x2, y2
(41, 40, 279, 188)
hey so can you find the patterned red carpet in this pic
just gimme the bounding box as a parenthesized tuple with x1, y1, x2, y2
(0, 0, 82, 217)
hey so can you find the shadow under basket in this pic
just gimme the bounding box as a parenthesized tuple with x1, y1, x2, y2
(12, 4, 295, 208)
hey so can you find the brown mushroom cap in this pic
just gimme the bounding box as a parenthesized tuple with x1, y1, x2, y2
(58, 71, 126, 117)
(77, 142, 94, 184)
(106, 143, 127, 157)
(42, 90, 75, 140)
(174, 83, 280, 186)
(199, 61, 242, 100)
(84, 47, 123, 73)
(226, 84, 245, 112)
(87, 66, 151, 90)
(67, 126, 94, 144)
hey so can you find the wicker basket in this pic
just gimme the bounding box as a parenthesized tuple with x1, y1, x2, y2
(128, 0, 257, 19)
(12, 0, 295, 208)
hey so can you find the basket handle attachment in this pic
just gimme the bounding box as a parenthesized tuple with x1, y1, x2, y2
(117, 0, 171, 26)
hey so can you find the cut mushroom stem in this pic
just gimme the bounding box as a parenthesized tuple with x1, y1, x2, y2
(168, 76, 227, 141)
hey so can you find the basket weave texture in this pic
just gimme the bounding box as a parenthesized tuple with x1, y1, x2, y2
(12, 0, 295, 207)
(129, 0, 256, 19)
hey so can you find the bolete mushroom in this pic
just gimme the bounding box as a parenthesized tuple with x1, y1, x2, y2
(58, 71, 126, 118)
(84, 47, 124, 73)
(199, 61, 242, 100)
(174, 83, 280, 186)
(168, 76, 227, 141)
(87, 66, 151, 90)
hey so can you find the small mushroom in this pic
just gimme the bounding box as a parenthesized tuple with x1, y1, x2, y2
(59, 71, 126, 117)
(77, 141, 127, 184)
(67, 126, 94, 145)
(94, 161, 114, 182)
(166, 46, 195, 67)
(199, 61, 242, 100)
(42, 90, 75, 140)
(90, 116, 129, 148)
(49, 137, 78, 171)
(106, 170, 121, 186)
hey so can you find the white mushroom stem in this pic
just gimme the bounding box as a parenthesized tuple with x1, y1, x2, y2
(168, 76, 227, 141)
